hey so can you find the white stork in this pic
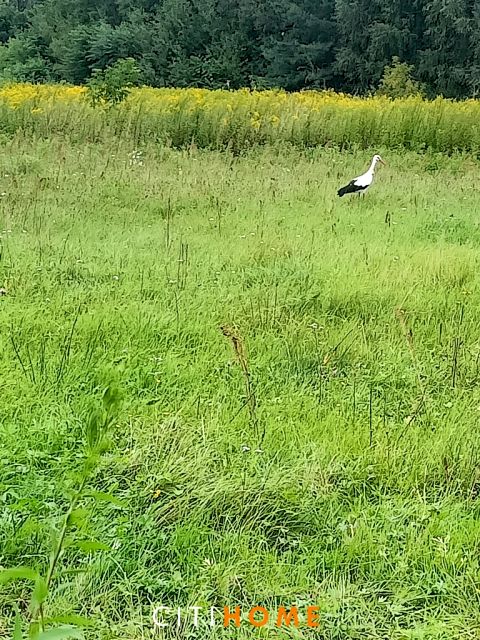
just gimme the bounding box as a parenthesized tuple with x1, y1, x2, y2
(337, 154, 386, 197)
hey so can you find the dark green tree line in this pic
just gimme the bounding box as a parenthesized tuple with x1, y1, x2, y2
(0, 0, 479, 97)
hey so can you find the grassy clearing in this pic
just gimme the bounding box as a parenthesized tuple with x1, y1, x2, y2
(1, 137, 480, 639)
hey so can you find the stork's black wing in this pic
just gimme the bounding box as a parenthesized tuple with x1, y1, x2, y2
(337, 180, 367, 197)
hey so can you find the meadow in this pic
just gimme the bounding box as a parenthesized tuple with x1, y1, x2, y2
(0, 87, 480, 639)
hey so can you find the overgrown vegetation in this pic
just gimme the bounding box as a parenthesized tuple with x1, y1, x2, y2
(0, 0, 479, 97)
(3, 83, 480, 154)
(1, 137, 480, 639)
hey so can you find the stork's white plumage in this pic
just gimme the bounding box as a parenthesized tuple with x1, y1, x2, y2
(337, 154, 386, 197)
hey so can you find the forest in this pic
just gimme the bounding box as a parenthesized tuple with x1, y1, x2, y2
(0, 0, 478, 98)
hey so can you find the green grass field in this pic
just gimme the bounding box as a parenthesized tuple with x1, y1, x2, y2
(1, 136, 480, 639)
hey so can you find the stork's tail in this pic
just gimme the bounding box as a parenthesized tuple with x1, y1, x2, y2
(337, 185, 348, 197)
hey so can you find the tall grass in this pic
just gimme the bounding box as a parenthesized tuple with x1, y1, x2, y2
(1, 136, 480, 638)
(1, 84, 480, 152)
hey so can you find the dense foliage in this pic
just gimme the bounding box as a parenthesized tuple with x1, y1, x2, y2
(3, 84, 480, 153)
(0, 0, 478, 98)
(4, 83, 480, 154)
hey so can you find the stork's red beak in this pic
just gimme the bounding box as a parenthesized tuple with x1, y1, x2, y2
(379, 158, 386, 166)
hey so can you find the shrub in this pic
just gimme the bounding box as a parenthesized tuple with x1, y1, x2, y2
(86, 57, 140, 108)
(377, 57, 424, 99)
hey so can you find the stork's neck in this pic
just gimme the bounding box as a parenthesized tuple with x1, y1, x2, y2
(368, 157, 378, 174)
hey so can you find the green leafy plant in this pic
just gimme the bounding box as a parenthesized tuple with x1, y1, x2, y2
(1, 384, 123, 640)
(377, 56, 425, 98)
(86, 58, 140, 108)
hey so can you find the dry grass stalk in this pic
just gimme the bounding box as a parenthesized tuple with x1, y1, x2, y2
(220, 324, 257, 423)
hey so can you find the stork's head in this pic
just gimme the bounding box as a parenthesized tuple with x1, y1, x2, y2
(373, 154, 386, 166)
